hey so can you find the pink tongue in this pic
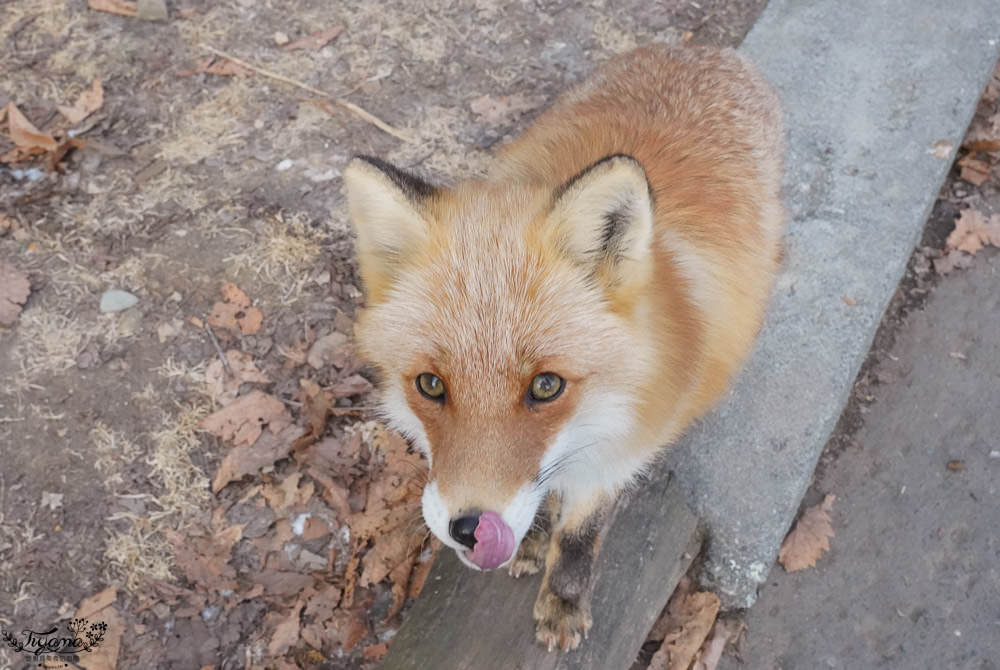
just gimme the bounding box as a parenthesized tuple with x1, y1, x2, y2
(466, 511, 515, 570)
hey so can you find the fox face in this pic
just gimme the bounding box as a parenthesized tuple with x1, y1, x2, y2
(344, 155, 659, 570)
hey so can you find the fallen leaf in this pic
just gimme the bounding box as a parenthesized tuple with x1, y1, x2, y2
(88, 0, 137, 16)
(268, 602, 303, 657)
(469, 93, 541, 126)
(307, 467, 353, 520)
(257, 569, 314, 597)
(691, 618, 744, 670)
(778, 494, 836, 572)
(0, 263, 31, 326)
(5, 102, 57, 152)
(963, 110, 1000, 152)
(77, 586, 118, 619)
(282, 25, 344, 51)
(261, 472, 314, 512)
(307, 331, 351, 369)
(331, 373, 373, 398)
(363, 642, 389, 660)
(959, 157, 991, 185)
(205, 350, 270, 406)
(649, 590, 721, 670)
(946, 209, 1000, 255)
(46, 137, 89, 172)
(58, 79, 105, 124)
(933, 249, 974, 275)
(211, 423, 301, 492)
(292, 379, 333, 452)
(200, 390, 292, 447)
(207, 281, 263, 335)
(164, 525, 243, 591)
(75, 588, 123, 670)
(946, 460, 966, 471)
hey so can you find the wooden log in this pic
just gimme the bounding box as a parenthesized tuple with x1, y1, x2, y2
(382, 471, 701, 670)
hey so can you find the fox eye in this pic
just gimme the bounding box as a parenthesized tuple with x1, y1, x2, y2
(528, 373, 564, 403)
(416, 373, 446, 402)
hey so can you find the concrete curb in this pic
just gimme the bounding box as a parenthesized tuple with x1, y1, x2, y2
(667, 0, 1000, 607)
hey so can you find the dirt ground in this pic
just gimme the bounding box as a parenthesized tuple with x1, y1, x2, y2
(0, 2, 765, 669)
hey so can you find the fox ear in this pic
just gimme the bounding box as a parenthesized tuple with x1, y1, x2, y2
(343, 156, 437, 301)
(548, 154, 654, 285)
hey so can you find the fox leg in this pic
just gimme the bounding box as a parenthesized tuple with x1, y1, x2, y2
(509, 493, 558, 578)
(533, 494, 610, 652)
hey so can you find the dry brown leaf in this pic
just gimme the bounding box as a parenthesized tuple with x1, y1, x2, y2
(211, 423, 301, 492)
(58, 78, 105, 124)
(307, 331, 351, 369)
(649, 591, 721, 670)
(164, 525, 243, 591)
(201, 390, 292, 447)
(0, 262, 31, 326)
(74, 589, 123, 670)
(282, 25, 344, 51)
(88, 0, 137, 16)
(331, 373, 373, 398)
(779, 494, 836, 572)
(268, 602, 303, 657)
(292, 378, 333, 452)
(5, 102, 57, 152)
(963, 110, 1000, 152)
(959, 157, 991, 185)
(257, 569, 314, 597)
(46, 137, 88, 172)
(933, 249, 974, 275)
(205, 350, 270, 406)
(691, 619, 744, 670)
(946, 209, 1000, 255)
(77, 586, 118, 619)
(207, 281, 263, 335)
(261, 472, 314, 512)
(363, 642, 389, 660)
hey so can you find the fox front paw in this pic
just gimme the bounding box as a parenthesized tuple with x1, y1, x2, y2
(508, 533, 548, 578)
(533, 588, 592, 652)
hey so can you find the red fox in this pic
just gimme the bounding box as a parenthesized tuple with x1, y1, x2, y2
(344, 45, 784, 651)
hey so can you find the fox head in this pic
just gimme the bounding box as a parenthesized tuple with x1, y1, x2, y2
(343, 154, 659, 569)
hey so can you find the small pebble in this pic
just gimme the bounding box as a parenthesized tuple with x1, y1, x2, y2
(276, 159, 293, 172)
(274, 31, 290, 46)
(99, 289, 138, 313)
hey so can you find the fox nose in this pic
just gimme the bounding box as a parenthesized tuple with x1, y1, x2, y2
(449, 514, 480, 549)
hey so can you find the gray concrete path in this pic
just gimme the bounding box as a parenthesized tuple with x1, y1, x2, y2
(670, 0, 1000, 606)
(719, 249, 1000, 670)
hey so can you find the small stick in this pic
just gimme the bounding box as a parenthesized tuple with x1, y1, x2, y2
(200, 44, 413, 142)
(204, 324, 233, 377)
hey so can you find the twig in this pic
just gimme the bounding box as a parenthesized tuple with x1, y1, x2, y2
(330, 406, 375, 415)
(200, 44, 413, 142)
(203, 324, 232, 377)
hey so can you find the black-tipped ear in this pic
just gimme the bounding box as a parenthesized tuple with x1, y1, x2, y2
(343, 156, 438, 302)
(352, 155, 437, 201)
(548, 154, 654, 284)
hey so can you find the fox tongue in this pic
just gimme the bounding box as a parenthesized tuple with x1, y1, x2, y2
(466, 511, 515, 570)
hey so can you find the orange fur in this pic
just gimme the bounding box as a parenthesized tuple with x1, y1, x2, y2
(344, 43, 784, 563)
